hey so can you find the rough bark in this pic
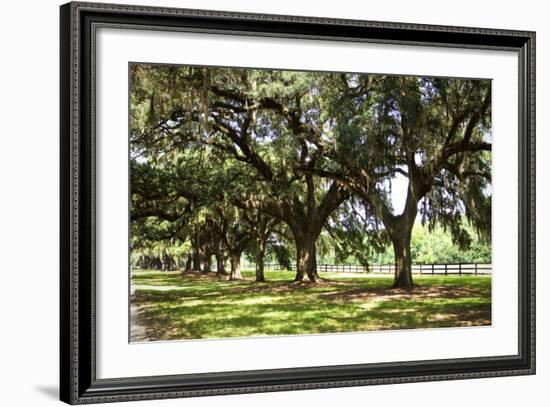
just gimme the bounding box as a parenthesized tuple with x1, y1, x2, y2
(184, 255, 193, 273)
(215, 252, 228, 275)
(202, 255, 212, 273)
(229, 252, 242, 280)
(386, 188, 418, 288)
(192, 227, 203, 271)
(293, 231, 320, 282)
(255, 240, 266, 282)
(390, 227, 414, 287)
(192, 251, 202, 272)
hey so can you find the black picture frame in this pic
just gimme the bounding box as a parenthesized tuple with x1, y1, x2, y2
(60, 1, 536, 404)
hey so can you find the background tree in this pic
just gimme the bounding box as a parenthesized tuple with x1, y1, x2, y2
(370, 222, 491, 265)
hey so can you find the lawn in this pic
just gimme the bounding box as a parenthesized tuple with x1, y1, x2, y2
(130, 269, 491, 341)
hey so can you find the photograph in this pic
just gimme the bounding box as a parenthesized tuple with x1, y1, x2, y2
(57, 1, 535, 404)
(129, 64, 493, 342)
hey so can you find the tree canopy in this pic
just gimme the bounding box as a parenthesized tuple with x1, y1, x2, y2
(130, 64, 492, 286)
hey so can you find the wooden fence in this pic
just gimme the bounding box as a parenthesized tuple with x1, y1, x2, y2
(264, 263, 492, 276)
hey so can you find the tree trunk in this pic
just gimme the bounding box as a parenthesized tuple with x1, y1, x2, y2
(388, 214, 416, 288)
(294, 234, 319, 282)
(192, 226, 203, 271)
(376, 180, 420, 288)
(215, 252, 228, 275)
(202, 255, 212, 273)
(160, 253, 166, 271)
(192, 251, 202, 272)
(391, 233, 413, 287)
(255, 240, 266, 282)
(230, 252, 242, 280)
(184, 255, 193, 273)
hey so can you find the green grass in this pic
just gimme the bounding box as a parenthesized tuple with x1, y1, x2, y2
(130, 269, 491, 341)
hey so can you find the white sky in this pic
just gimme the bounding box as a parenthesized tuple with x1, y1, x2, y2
(389, 173, 408, 215)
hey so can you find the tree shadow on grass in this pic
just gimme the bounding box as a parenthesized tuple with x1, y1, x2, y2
(319, 284, 490, 303)
(130, 271, 492, 341)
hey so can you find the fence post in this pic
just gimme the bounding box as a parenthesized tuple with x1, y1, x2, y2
(475, 263, 478, 276)
(432, 264, 435, 275)
(445, 264, 448, 275)
(459, 263, 462, 276)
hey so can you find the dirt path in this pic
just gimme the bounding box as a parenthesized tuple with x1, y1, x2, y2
(130, 299, 148, 342)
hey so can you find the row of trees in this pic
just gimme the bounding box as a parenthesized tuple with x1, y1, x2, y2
(130, 65, 492, 287)
(131, 221, 491, 273)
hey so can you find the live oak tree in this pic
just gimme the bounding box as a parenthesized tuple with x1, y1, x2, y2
(130, 65, 348, 282)
(300, 74, 492, 287)
(242, 209, 280, 282)
(130, 151, 209, 273)
(130, 158, 195, 271)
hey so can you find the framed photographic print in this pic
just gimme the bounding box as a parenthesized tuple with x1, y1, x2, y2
(60, 1, 536, 404)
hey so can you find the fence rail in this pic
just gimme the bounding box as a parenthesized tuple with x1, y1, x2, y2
(264, 263, 492, 275)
